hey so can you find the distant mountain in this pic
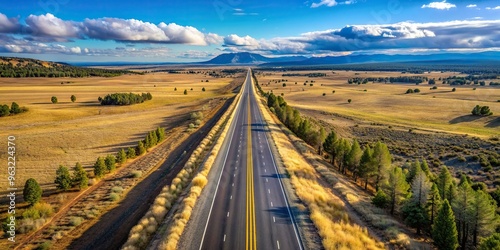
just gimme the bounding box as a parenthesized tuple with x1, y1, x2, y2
(260, 51, 500, 66)
(202, 52, 307, 64)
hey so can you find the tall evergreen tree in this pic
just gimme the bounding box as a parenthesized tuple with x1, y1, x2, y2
(93, 157, 106, 178)
(127, 147, 136, 159)
(23, 178, 42, 206)
(470, 190, 498, 246)
(453, 178, 474, 250)
(437, 166, 453, 200)
(359, 146, 376, 190)
(403, 171, 431, 234)
(433, 199, 459, 250)
(384, 166, 410, 215)
(137, 141, 146, 155)
(334, 138, 351, 174)
(105, 154, 116, 172)
(346, 139, 362, 180)
(72, 162, 88, 190)
(372, 141, 391, 191)
(421, 159, 432, 178)
(117, 149, 127, 164)
(322, 131, 337, 165)
(54, 165, 72, 191)
(407, 159, 422, 184)
(428, 183, 442, 224)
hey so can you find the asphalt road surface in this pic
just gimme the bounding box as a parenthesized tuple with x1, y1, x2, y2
(198, 69, 303, 250)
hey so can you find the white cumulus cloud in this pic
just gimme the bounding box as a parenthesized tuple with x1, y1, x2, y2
(26, 13, 80, 38)
(466, 4, 477, 8)
(421, 1, 456, 10)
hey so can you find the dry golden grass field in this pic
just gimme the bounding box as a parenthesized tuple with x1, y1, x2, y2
(0, 71, 235, 191)
(258, 70, 499, 138)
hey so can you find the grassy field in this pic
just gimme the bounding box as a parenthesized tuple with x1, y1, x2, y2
(0, 71, 235, 191)
(257, 70, 499, 138)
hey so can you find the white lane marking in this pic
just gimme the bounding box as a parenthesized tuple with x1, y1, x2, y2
(263, 162, 266, 166)
(234, 174, 236, 177)
(227, 212, 230, 217)
(273, 216, 276, 223)
(262, 156, 264, 159)
(237, 154, 239, 158)
(230, 195, 232, 200)
(224, 234, 226, 242)
(264, 169, 266, 173)
(232, 183, 234, 187)
(277, 241, 280, 249)
(271, 202, 273, 207)
(268, 189, 271, 194)
(266, 178, 268, 183)
(258, 104, 304, 250)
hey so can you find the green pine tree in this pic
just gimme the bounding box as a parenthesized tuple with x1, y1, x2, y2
(54, 165, 72, 191)
(322, 131, 337, 164)
(372, 141, 391, 191)
(127, 147, 136, 159)
(72, 162, 88, 190)
(117, 149, 127, 164)
(384, 166, 410, 215)
(93, 157, 106, 178)
(137, 141, 146, 155)
(23, 178, 42, 206)
(433, 200, 459, 250)
(105, 154, 116, 172)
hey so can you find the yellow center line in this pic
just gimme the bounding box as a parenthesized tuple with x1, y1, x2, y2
(246, 88, 257, 250)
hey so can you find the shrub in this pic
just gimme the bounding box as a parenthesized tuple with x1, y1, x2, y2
(282, 83, 286, 87)
(109, 193, 120, 202)
(332, 90, 336, 94)
(131, 170, 142, 178)
(372, 190, 389, 208)
(406, 89, 414, 94)
(71, 95, 76, 102)
(413, 88, 420, 93)
(183, 89, 187, 95)
(322, 93, 326, 96)
(202, 87, 206, 92)
(69, 216, 84, 226)
(37, 241, 52, 250)
(23, 178, 42, 206)
(452, 87, 456, 92)
(348, 99, 352, 103)
(51, 96, 58, 104)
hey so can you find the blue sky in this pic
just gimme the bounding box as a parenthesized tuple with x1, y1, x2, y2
(0, 0, 499, 62)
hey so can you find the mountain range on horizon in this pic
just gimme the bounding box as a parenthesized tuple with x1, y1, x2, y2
(201, 51, 500, 66)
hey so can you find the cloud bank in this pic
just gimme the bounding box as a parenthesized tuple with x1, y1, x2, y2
(0, 13, 222, 45)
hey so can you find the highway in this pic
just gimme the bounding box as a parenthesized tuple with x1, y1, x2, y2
(198, 69, 303, 250)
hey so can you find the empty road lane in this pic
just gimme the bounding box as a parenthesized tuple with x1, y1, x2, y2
(198, 69, 303, 250)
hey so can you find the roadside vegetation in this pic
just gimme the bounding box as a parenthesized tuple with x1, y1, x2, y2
(256, 72, 500, 249)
